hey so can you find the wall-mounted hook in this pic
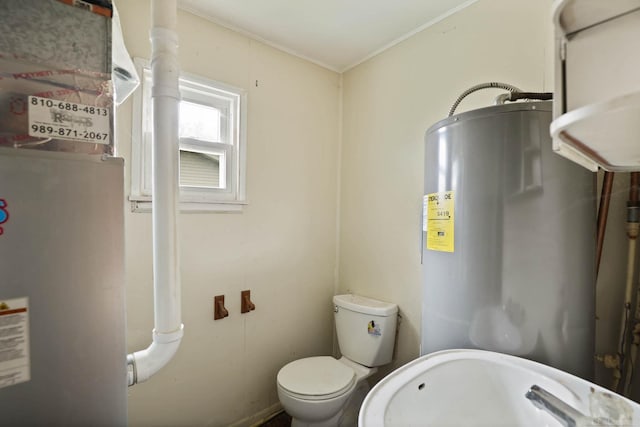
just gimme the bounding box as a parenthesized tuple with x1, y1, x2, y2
(241, 290, 255, 313)
(214, 295, 229, 320)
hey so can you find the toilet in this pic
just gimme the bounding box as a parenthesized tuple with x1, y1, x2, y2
(277, 294, 398, 427)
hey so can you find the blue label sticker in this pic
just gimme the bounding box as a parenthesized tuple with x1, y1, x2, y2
(0, 199, 9, 236)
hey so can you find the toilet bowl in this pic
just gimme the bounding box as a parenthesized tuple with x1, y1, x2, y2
(277, 356, 375, 427)
(276, 294, 397, 427)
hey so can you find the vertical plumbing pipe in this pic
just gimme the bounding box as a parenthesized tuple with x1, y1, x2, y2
(595, 173, 616, 386)
(617, 233, 637, 392)
(622, 173, 640, 395)
(596, 172, 614, 278)
(127, 0, 184, 386)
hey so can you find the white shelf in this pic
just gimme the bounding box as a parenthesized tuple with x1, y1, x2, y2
(551, 0, 640, 171)
(550, 90, 640, 172)
(553, 0, 640, 37)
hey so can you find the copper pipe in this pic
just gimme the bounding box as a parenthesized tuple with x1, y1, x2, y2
(596, 171, 615, 278)
(630, 172, 640, 203)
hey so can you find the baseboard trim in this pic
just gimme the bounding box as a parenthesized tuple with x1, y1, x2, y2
(228, 402, 284, 427)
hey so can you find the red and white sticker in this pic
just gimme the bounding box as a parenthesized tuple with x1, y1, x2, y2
(0, 298, 30, 389)
(28, 96, 111, 144)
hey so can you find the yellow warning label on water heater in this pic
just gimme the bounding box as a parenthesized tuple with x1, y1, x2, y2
(425, 191, 454, 252)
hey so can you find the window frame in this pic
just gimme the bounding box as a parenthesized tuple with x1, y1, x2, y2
(130, 58, 247, 213)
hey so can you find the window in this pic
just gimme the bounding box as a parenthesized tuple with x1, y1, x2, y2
(130, 58, 247, 212)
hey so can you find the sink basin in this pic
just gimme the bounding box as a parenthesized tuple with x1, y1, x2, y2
(359, 349, 640, 427)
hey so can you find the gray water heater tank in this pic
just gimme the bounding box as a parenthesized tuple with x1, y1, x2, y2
(421, 101, 595, 380)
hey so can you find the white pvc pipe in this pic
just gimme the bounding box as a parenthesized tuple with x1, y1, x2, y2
(127, 0, 183, 386)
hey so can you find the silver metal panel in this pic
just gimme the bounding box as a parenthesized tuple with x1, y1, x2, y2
(0, 0, 114, 156)
(422, 102, 596, 379)
(0, 148, 126, 426)
(0, 0, 111, 73)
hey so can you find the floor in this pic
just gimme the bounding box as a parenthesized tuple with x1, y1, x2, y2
(259, 411, 291, 427)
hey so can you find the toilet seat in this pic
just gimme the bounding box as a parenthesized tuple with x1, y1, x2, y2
(277, 356, 356, 401)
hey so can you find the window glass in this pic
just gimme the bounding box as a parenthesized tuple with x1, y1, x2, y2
(179, 150, 225, 189)
(179, 101, 221, 143)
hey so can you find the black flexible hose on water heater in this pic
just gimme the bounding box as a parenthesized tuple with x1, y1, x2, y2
(447, 82, 553, 117)
(505, 92, 553, 102)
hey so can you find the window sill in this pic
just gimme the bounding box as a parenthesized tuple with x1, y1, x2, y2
(130, 198, 247, 213)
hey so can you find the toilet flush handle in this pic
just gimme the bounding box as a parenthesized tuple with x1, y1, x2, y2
(334, 305, 339, 313)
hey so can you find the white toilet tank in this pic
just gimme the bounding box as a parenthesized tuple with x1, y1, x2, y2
(334, 294, 398, 367)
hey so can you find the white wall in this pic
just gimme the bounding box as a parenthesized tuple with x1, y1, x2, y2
(115, 1, 341, 425)
(338, 0, 555, 378)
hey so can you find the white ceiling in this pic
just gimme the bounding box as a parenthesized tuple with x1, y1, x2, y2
(178, 0, 477, 72)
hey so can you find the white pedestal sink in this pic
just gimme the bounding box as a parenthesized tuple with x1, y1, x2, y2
(359, 349, 640, 427)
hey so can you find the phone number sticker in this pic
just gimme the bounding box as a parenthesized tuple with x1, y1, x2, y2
(27, 96, 110, 144)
